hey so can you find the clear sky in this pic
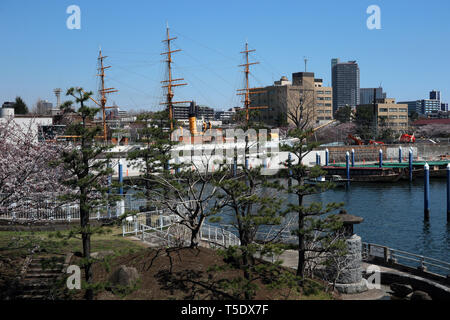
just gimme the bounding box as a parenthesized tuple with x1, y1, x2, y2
(1, 0, 449, 112)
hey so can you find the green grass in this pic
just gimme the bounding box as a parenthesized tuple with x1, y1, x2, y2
(0, 226, 146, 260)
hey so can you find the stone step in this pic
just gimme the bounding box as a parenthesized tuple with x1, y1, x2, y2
(16, 294, 47, 300)
(27, 267, 62, 273)
(24, 273, 61, 279)
(22, 282, 54, 290)
(29, 262, 64, 268)
(20, 288, 50, 295)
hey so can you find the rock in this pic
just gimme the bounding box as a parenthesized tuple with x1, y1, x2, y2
(410, 291, 432, 300)
(390, 283, 413, 298)
(108, 265, 140, 287)
(91, 250, 115, 260)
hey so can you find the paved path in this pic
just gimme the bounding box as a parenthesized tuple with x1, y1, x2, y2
(267, 250, 387, 300)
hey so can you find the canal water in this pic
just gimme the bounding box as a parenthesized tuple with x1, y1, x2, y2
(125, 179, 450, 266)
(291, 179, 450, 265)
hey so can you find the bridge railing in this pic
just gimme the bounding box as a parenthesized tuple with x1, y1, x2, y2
(362, 242, 450, 277)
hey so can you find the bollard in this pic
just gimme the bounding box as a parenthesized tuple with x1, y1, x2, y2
(399, 146, 403, 164)
(379, 149, 383, 168)
(325, 148, 329, 166)
(118, 161, 123, 195)
(107, 161, 112, 195)
(288, 153, 292, 177)
(409, 148, 413, 182)
(424, 163, 430, 221)
(351, 149, 355, 167)
(447, 164, 450, 222)
(346, 151, 350, 181)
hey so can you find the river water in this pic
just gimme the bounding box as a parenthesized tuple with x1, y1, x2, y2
(292, 179, 450, 264)
(125, 179, 450, 266)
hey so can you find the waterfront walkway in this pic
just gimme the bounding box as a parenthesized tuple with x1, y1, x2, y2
(268, 249, 450, 300)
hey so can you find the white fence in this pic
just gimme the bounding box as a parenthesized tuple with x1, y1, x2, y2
(0, 200, 126, 221)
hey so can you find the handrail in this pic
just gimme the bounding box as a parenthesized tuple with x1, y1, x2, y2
(362, 242, 450, 275)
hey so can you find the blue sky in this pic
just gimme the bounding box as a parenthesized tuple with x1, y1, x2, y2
(1, 0, 449, 111)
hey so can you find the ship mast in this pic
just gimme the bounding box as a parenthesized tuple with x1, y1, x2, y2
(97, 49, 118, 142)
(160, 25, 189, 130)
(237, 42, 267, 125)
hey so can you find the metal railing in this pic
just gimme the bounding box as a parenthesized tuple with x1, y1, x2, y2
(362, 242, 450, 277)
(199, 223, 241, 247)
(0, 201, 126, 221)
(122, 210, 180, 236)
(122, 209, 240, 248)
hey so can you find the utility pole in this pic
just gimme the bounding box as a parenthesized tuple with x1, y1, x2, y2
(373, 87, 378, 139)
(236, 42, 266, 125)
(160, 24, 189, 130)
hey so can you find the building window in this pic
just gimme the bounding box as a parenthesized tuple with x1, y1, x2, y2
(389, 108, 398, 112)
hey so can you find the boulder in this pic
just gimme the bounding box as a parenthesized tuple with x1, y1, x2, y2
(91, 250, 115, 260)
(390, 283, 413, 298)
(108, 265, 140, 287)
(410, 291, 432, 301)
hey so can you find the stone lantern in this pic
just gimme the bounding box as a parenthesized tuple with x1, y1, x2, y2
(332, 209, 367, 294)
(337, 209, 364, 237)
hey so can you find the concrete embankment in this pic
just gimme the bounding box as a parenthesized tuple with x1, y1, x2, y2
(318, 143, 450, 162)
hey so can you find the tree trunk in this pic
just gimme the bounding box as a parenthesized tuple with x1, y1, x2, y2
(80, 191, 93, 300)
(190, 228, 199, 248)
(296, 192, 306, 286)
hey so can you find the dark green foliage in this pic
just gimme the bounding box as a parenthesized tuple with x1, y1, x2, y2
(334, 105, 353, 123)
(55, 87, 116, 299)
(354, 105, 377, 140)
(12, 96, 29, 114)
(282, 103, 346, 286)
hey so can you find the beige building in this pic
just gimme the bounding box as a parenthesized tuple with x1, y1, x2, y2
(358, 98, 409, 132)
(249, 72, 333, 127)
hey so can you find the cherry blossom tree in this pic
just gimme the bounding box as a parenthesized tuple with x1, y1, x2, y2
(0, 118, 69, 218)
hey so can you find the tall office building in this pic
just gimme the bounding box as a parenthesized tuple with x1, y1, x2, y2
(429, 90, 441, 101)
(331, 59, 360, 112)
(360, 88, 387, 105)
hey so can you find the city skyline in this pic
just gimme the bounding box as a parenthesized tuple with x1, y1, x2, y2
(1, 0, 450, 111)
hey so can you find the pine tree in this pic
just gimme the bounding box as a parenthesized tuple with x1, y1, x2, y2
(13, 96, 29, 114)
(282, 93, 346, 286)
(57, 87, 114, 300)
